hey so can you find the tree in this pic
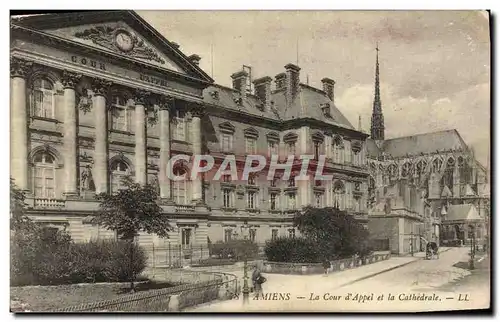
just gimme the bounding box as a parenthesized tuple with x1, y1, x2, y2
(10, 178, 37, 233)
(94, 176, 171, 291)
(294, 206, 372, 260)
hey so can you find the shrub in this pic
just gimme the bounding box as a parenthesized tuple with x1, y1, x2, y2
(10, 233, 148, 286)
(264, 237, 320, 263)
(210, 239, 259, 261)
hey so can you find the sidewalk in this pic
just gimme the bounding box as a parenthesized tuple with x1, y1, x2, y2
(185, 250, 453, 312)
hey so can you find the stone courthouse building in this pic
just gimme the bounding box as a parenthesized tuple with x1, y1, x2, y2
(10, 11, 489, 257)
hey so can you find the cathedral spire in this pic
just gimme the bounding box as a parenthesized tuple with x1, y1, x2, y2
(371, 43, 385, 141)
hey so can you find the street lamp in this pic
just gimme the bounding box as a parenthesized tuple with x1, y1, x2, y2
(241, 222, 250, 305)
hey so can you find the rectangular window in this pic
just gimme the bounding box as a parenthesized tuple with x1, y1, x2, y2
(249, 229, 256, 242)
(315, 193, 323, 208)
(112, 107, 128, 131)
(174, 117, 185, 141)
(271, 229, 279, 241)
(34, 167, 55, 198)
(268, 141, 279, 157)
(314, 142, 321, 160)
(32, 89, 54, 119)
(222, 174, 231, 183)
(288, 229, 295, 238)
(247, 191, 256, 209)
(224, 229, 233, 242)
(245, 137, 257, 154)
(288, 176, 296, 187)
(288, 193, 296, 209)
(221, 133, 233, 152)
(181, 228, 192, 247)
(223, 189, 233, 208)
(173, 180, 187, 205)
(270, 193, 278, 210)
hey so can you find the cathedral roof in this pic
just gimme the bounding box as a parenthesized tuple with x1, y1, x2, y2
(444, 204, 483, 222)
(270, 84, 355, 130)
(381, 129, 469, 158)
(366, 138, 382, 158)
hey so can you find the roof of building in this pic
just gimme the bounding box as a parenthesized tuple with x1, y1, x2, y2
(444, 204, 482, 222)
(202, 84, 281, 120)
(381, 129, 469, 158)
(366, 138, 382, 158)
(270, 84, 355, 130)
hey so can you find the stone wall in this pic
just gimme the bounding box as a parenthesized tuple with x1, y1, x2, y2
(260, 251, 391, 275)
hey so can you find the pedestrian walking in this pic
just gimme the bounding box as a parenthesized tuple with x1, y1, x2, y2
(322, 259, 330, 276)
(252, 265, 266, 296)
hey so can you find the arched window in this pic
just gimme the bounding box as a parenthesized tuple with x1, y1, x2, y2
(441, 158, 454, 190)
(31, 78, 55, 119)
(32, 151, 56, 198)
(416, 160, 427, 177)
(332, 180, 345, 210)
(401, 162, 411, 178)
(432, 158, 443, 173)
(388, 164, 398, 178)
(110, 96, 131, 132)
(332, 135, 344, 163)
(110, 160, 130, 193)
(172, 166, 190, 205)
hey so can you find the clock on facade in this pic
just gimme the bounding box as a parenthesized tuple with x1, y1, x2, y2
(114, 30, 134, 52)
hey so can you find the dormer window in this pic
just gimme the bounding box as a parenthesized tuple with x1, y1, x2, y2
(320, 103, 331, 117)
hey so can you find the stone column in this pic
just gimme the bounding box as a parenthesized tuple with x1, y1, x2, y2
(190, 102, 204, 204)
(10, 57, 32, 191)
(159, 96, 173, 202)
(92, 78, 111, 194)
(61, 71, 81, 198)
(134, 90, 149, 185)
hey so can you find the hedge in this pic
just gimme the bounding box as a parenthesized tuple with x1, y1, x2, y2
(264, 237, 320, 263)
(11, 228, 147, 286)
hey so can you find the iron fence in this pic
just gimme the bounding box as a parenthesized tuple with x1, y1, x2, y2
(140, 242, 269, 270)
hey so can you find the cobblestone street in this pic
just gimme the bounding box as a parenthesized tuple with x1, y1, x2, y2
(186, 247, 490, 312)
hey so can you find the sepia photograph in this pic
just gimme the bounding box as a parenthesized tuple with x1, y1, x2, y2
(9, 8, 491, 313)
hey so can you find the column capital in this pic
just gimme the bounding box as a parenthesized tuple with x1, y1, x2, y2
(61, 70, 82, 89)
(188, 102, 205, 118)
(10, 57, 33, 78)
(134, 89, 152, 106)
(158, 95, 174, 111)
(91, 78, 112, 97)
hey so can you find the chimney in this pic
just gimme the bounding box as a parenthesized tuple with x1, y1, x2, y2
(285, 63, 301, 103)
(188, 54, 201, 66)
(231, 70, 248, 100)
(275, 73, 286, 90)
(171, 42, 180, 49)
(253, 76, 272, 111)
(321, 78, 335, 102)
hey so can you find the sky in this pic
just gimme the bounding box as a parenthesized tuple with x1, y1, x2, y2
(138, 10, 490, 167)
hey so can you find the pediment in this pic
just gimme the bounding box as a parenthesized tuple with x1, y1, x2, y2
(47, 22, 186, 73)
(11, 11, 213, 83)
